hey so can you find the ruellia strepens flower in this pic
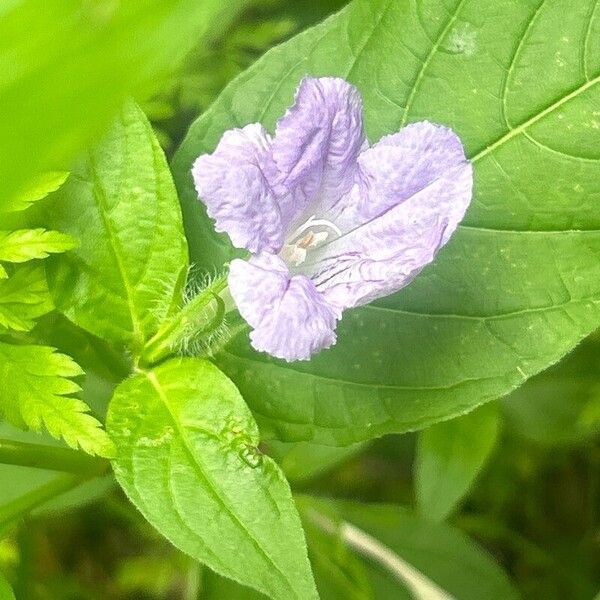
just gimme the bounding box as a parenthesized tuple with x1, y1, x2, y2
(193, 77, 473, 361)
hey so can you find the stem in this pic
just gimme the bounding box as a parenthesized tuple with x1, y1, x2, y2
(140, 275, 229, 367)
(306, 509, 454, 600)
(0, 439, 109, 475)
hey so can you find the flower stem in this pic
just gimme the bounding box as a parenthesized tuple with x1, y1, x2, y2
(0, 439, 109, 475)
(139, 275, 230, 367)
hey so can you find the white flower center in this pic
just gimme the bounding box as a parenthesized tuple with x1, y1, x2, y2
(281, 214, 342, 267)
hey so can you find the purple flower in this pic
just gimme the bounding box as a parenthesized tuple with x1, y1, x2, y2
(192, 77, 473, 361)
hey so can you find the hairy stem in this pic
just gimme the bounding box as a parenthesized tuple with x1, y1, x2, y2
(140, 275, 230, 367)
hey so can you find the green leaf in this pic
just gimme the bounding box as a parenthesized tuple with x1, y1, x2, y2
(0, 229, 76, 264)
(173, 0, 600, 445)
(46, 101, 188, 351)
(415, 403, 500, 521)
(106, 358, 318, 600)
(0, 265, 52, 332)
(503, 335, 600, 445)
(299, 497, 520, 600)
(0, 0, 249, 211)
(1, 171, 69, 214)
(0, 343, 115, 457)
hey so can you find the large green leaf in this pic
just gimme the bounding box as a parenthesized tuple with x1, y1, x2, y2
(47, 101, 188, 352)
(106, 358, 318, 600)
(173, 0, 600, 444)
(0, 0, 247, 211)
(415, 403, 500, 521)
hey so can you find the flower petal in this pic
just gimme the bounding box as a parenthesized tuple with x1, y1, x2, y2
(307, 161, 473, 310)
(192, 124, 283, 253)
(336, 122, 469, 230)
(228, 254, 339, 361)
(270, 77, 366, 227)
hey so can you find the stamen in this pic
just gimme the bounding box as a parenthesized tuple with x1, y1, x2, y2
(281, 244, 307, 266)
(283, 215, 343, 267)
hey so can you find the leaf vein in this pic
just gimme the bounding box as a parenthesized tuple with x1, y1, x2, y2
(400, 0, 470, 127)
(472, 74, 600, 162)
(344, 0, 395, 80)
(582, 0, 600, 80)
(500, 0, 549, 129)
(366, 295, 600, 322)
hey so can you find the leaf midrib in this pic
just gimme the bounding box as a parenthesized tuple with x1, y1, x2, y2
(88, 156, 144, 344)
(143, 369, 301, 600)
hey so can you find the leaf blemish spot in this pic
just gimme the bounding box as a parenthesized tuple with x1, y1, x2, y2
(443, 22, 477, 56)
